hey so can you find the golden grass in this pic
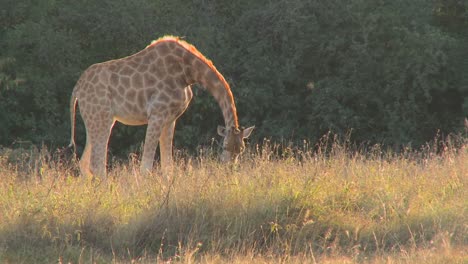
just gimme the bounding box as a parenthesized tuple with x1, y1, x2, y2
(0, 141, 466, 263)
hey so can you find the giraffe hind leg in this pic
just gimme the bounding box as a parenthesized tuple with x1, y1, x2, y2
(81, 110, 115, 178)
(89, 119, 115, 177)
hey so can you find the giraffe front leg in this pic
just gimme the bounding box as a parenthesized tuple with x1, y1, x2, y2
(141, 116, 164, 175)
(79, 141, 92, 177)
(159, 120, 175, 168)
(159, 120, 176, 170)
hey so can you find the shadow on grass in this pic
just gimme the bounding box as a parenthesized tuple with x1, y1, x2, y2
(0, 198, 464, 263)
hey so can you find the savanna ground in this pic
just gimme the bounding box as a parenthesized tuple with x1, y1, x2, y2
(0, 137, 466, 263)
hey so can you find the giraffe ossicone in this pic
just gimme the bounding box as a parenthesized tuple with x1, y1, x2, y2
(68, 36, 254, 177)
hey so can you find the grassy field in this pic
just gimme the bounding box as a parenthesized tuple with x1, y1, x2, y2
(0, 140, 466, 263)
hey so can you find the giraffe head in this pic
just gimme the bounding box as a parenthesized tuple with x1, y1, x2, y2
(217, 125, 255, 163)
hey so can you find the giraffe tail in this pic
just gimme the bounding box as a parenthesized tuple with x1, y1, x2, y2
(68, 90, 78, 155)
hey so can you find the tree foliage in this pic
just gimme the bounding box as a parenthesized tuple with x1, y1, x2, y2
(0, 0, 466, 155)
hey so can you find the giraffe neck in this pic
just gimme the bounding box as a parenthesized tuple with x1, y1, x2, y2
(197, 69, 239, 129)
(180, 49, 239, 129)
(148, 37, 239, 129)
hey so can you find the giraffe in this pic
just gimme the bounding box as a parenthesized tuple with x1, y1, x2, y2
(68, 36, 254, 177)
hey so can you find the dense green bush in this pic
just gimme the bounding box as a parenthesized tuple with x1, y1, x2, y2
(1, 0, 466, 156)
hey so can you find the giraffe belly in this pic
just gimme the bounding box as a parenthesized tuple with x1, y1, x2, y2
(111, 94, 149, 125)
(114, 115, 148, 126)
(112, 106, 148, 125)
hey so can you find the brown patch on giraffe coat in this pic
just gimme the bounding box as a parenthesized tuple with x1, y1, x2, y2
(182, 65, 195, 84)
(79, 100, 87, 108)
(138, 64, 149, 73)
(205, 71, 219, 87)
(142, 55, 151, 64)
(110, 73, 119, 87)
(142, 50, 157, 64)
(182, 51, 195, 65)
(117, 85, 125, 95)
(94, 64, 103, 73)
(87, 70, 96, 81)
(120, 66, 134, 76)
(118, 106, 128, 115)
(145, 88, 155, 99)
(131, 73, 143, 89)
(174, 76, 187, 87)
(99, 70, 109, 83)
(126, 90, 137, 101)
(156, 42, 171, 55)
(159, 109, 169, 117)
(128, 60, 139, 69)
(158, 92, 170, 103)
(164, 77, 176, 89)
(114, 93, 124, 104)
(151, 62, 166, 79)
(124, 101, 132, 112)
(193, 60, 208, 81)
(166, 86, 182, 99)
(82, 83, 90, 93)
(169, 102, 179, 110)
(143, 73, 157, 87)
(91, 75, 100, 85)
(133, 56, 142, 64)
(173, 46, 185, 57)
(165, 55, 182, 74)
(96, 84, 106, 97)
(107, 84, 116, 94)
(121, 76, 130, 88)
(137, 49, 148, 58)
(108, 64, 118, 72)
(129, 104, 138, 113)
(193, 59, 205, 71)
(137, 90, 146, 108)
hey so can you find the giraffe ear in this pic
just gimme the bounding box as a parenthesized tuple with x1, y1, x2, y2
(217, 126, 227, 137)
(242, 126, 255, 138)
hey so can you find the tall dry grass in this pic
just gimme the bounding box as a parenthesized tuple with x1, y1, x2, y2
(0, 138, 466, 263)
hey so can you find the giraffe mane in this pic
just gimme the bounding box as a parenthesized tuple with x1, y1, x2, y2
(147, 36, 239, 128)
